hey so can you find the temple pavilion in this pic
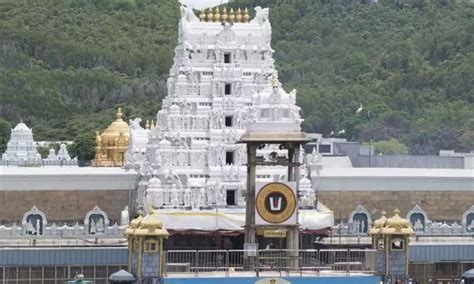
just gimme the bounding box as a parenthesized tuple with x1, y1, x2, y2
(94, 107, 130, 167)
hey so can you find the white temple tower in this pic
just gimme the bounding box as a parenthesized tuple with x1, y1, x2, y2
(126, 6, 315, 211)
(1, 121, 41, 164)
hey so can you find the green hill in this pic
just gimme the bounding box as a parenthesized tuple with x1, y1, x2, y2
(0, 0, 473, 156)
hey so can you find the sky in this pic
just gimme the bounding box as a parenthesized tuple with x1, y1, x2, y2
(179, 0, 229, 9)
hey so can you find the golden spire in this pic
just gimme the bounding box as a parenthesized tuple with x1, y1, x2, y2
(206, 8, 213, 22)
(236, 8, 242, 22)
(116, 107, 123, 120)
(199, 9, 206, 22)
(213, 7, 220, 22)
(150, 120, 155, 129)
(228, 8, 235, 22)
(145, 120, 150, 129)
(271, 71, 279, 87)
(221, 7, 228, 22)
(393, 208, 400, 216)
(243, 7, 250, 22)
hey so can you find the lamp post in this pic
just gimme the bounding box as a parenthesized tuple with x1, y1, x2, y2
(356, 104, 375, 167)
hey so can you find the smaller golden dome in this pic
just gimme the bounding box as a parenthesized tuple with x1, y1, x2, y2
(125, 211, 168, 237)
(228, 8, 235, 22)
(243, 7, 250, 22)
(129, 215, 143, 229)
(373, 211, 387, 229)
(199, 9, 206, 21)
(221, 7, 228, 22)
(213, 7, 220, 22)
(385, 209, 411, 231)
(206, 8, 213, 22)
(236, 8, 242, 22)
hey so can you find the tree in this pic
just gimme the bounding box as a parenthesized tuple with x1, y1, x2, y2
(68, 132, 96, 164)
(0, 118, 11, 154)
(372, 139, 409, 155)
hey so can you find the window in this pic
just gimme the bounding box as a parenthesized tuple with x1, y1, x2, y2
(144, 240, 159, 253)
(226, 151, 234, 165)
(225, 83, 231, 95)
(390, 238, 404, 251)
(224, 53, 231, 63)
(225, 116, 233, 127)
(226, 190, 236, 205)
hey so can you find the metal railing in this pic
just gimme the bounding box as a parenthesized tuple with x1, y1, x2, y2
(164, 249, 377, 277)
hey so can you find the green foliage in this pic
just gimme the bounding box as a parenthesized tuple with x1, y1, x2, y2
(0, 118, 11, 153)
(0, 0, 176, 151)
(372, 139, 409, 155)
(232, 0, 474, 153)
(0, 0, 473, 157)
(68, 131, 96, 162)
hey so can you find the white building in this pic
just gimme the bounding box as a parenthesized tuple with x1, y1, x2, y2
(1, 121, 78, 167)
(1, 122, 41, 164)
(125, 6, 332, 232)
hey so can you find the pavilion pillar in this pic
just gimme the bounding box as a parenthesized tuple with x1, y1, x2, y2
(244, 144, 257, 245)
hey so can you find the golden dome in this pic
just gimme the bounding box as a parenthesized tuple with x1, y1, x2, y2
(373, 211, 387, 229)
(385, 209, 411, 231)
(369, 209, 415, 235)
(125, 211, 169, 237)
(100, 108, 130, 143)
(94, 107, 130, 167)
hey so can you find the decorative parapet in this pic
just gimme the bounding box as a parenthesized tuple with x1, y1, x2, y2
(334, 204, 473, 236)
(462, 205, 474, 234)
(0, 205, 128, 238)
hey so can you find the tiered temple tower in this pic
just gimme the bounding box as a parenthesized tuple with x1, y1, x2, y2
(1, 122, 41, 164)
(126, 6, 315, 210)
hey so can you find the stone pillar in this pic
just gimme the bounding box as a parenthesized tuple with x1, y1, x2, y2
(286, 144, 299, 269)
(244, 144, 257, 245)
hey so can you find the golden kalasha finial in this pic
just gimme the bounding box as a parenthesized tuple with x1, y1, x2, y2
(271, 71, 279, 87)
(236, 8, 242, 22)
(150, 120, 155, 129)
(243, 7, 250, 22)
(229, 8, 235, 22)
(213, 7, 220, 22)
(206, 8, 213, 22)
(393, 208, 400, 216)
(116, 107, 123, 119)
(145, 120, 150, 129)
(199, 9, 206, 22)
(221, 7, 228, 22)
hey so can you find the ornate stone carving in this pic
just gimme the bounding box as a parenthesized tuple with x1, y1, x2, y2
(22, 206, 47, 236)
(349, 205, 372, 234)
(406, 204, 430, 234)
(84, 206, 109, 235)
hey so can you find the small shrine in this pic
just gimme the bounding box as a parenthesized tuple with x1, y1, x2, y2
(94, 107, 130, 167)
(125, 211, 169, 282)
(369, 209, 414, 282)
(1, 121, 41, 165)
